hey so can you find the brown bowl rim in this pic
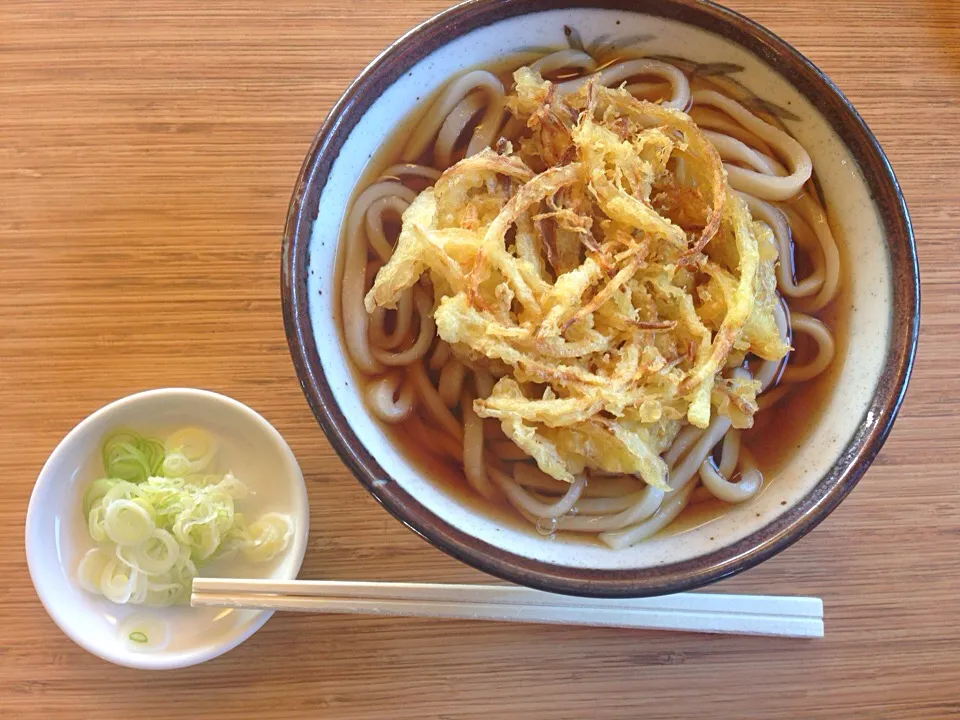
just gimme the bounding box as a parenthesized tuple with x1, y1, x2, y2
(281, 0, 920, 597)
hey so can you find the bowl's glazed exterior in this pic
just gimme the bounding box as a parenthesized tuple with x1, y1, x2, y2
(282, 0, 919, 597)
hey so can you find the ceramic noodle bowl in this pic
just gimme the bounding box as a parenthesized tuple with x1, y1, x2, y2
(282, 0, 918, 597)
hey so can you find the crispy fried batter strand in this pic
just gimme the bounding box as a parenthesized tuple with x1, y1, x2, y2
(365, 69, 787, 489)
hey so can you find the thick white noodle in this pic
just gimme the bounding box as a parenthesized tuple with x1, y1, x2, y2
(511, 464, 645, 498)
(568, 494, 638, 515)
(435, 93, 487, 168)
(781, 194, 841, 313)
(530, 49, 598, 76)
(692, 89, 812, 201)
(408, 360, 462, 440)
(492, 468, 586, 519)
(556, 485, 665, 532)
(462, 390, 497, 500)
(370, 289, 435, 366)
(557, 58, 691, 110)
(365, 373, 415, 423)
(664, 425, 702, 467)
(781, 311, 836, 383)
(668, 416, 733, 491)
(698, 430, 762, 503)
(689, 106, 776, 155)
(705, 130, 781, 175)
(599, 483, 695, 550)
(365, 195, 411, 262)
(437, 359, 466, 408)
(401, 71, 505, 163)
(718, 428, 740, 478)
(369, 287, 413, 350)
(742, 192, 824, 298)
(753, 299, 791, 392)
(342, 182, 417, 373)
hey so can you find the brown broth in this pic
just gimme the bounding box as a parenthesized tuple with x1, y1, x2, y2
(335, 56, 851, 544)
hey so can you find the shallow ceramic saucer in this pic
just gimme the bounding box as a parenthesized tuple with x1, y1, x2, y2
(26, 388, 309, 668)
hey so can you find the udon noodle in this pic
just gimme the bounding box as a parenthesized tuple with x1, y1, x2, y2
(337, 50, 840, 549)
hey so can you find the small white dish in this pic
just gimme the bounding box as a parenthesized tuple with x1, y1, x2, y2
(25, 388, 309, 670)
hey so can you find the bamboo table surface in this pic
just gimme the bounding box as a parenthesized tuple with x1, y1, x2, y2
(1, 1, 956, 718)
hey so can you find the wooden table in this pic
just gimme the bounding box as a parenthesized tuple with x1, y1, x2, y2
(1, 1, 956, 717)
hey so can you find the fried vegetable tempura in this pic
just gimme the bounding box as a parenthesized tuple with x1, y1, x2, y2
(365, 69, 789, 489)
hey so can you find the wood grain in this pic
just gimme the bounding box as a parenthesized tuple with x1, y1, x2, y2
(1, 1, 956, 717)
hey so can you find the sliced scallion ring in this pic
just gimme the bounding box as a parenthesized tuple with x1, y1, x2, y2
(102, 430, 164, 483)
(104, 498, 155, 546)
(79, 426, 294, 611)
(163, 427, 218, 476)
(77, 548, 112, 594)
(116, 528, 180, 576)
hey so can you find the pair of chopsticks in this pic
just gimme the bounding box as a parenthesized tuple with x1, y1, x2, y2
(192, 578, 823, 638)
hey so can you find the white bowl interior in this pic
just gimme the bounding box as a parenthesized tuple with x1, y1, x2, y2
(306, 9, 890, 569)
(26, 388, 309, 669)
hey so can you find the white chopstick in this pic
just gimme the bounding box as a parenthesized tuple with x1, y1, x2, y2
(191, 578, 823, 638)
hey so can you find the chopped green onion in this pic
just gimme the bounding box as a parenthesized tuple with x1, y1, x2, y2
(79, 426, 294, 609)
(102, 431, 164, 483)
(104, 499, 155, 546)
(83, 478, 116, 517)
(161, 451, 191, 478)
(142, 439, 165, 477)
(99, 558, 142, 604)
(117, 528, 180, 575)
(163, 427, 217, 476)
(242, 512, 295, 563)
(77, 548, 112, 594)
(87, 503, 108, 543)
(118, 615, 170, 651)
(216, 471, 248, 500)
